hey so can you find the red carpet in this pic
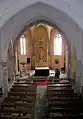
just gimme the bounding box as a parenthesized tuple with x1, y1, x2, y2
(36, 80, 50, 85)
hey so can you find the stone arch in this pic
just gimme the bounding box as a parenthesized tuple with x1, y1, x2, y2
(35, 23, 48, 30)
(7, 40, 14, 80)
(5, 19, 80, 78)
(12, 20, 71, 71)
(0, 2, 83, 93)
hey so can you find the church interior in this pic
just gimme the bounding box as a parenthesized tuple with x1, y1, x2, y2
(0, 0, 83, 119)
(13, 23, 69, 77)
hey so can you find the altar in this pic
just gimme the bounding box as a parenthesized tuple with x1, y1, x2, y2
(35, 67, 49, 76)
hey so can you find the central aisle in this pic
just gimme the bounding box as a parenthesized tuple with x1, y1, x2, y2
(35, 85, 47, 119)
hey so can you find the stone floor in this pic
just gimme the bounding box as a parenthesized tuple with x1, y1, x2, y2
(35, 86, 47, 119)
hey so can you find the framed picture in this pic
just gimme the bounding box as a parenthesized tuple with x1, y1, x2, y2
(55, 59, 59, 64)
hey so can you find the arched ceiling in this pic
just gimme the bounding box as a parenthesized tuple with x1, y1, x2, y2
(0, 0, 83, 30)
(0, 0, 82, 94)
(0, 0, 83, 62)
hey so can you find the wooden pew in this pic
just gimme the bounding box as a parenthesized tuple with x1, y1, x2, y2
(3, 97, 35, 103)
(47, 90, 75, 94)
(47, 81, 83, 118)
(0, 116, 31, 119)
(0, 82, 37, 119)
(1, 102, 34, 108)
(11, 86, 37, 92)
(47, 85, 83, 118)
(10, 87, 36, 92)
(52, 82, 70, 84)
(48, 100, 83, 110)
(47, 93, 77, 98)
(48, 107, 78, 113)
(14, 82, 36, 85)
(48, 101, 83, 116)
(16, 78, 31, 82)
(47, 87, 74, 91)
(47, 84, 76, 98)
(8, 92, 36, 96)
(47, 83, 72, 88)
(49, 108, 83, 116)
(12, 85, 36, 88)
(49, 115, 83, 119)
(48, 84, 72, 87)
(0, 107, 33, 115)
(48, 96, 78, 101)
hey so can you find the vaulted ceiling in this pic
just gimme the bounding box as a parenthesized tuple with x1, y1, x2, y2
(0, 0, 83, 29)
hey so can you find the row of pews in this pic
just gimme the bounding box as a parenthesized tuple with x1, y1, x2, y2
(0, 76, 83, 119)
(47, 79, 83, 119)
(0, 79, 37, 119)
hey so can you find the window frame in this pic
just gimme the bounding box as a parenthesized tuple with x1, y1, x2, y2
(54, 34, 62, 56)
(20, 35, 26, 55)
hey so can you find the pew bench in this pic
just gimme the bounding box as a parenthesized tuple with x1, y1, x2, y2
(0, 81, 37, 119)
(47, 88, 74, 92)
(8, 92, 36, 97)
(49, 114, 83, 119)
(0, 116, 32, 119)
(12, 85, 36, 88)
(48, 100, 83, 110)
(14, 82, 36, 85)
(0, 107, 33, 115)
(47, 91, 75, 95)
(1, 102, 34, 108)
(47, 94, 77, 99)
(10, 87, 36, 92)
(3, 97, 35, 103)
(48, 84, 72, 87)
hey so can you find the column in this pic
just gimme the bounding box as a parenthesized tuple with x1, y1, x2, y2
(75, 60, 81, 94)
(80, 61, 83, 96)
(1, 62, 8, 94)
(0, 63, 3, 92)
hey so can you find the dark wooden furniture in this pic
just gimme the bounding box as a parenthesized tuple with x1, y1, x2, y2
(35, 67, 49, 76)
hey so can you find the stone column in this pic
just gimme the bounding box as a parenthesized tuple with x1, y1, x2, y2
(0, 63, 3, 89)
(75, 60, 81, 94)
(80, 61, 83, 96)
(1, 62, 8, 94)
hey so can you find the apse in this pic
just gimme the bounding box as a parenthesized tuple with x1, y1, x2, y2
(13, 22, 69, 77)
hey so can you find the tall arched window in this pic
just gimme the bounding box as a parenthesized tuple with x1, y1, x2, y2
(20, 35, 26, 55)
(54, 34, 62, 55)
